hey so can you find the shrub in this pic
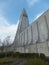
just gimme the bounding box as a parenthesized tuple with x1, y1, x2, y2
(0, 52, 13, 58)
(40, 53, 46, 60)
(12, 52, 20, 58)
(12, 53, 40, 58)
(6, 52, 13, 57)
(32, 53, 39, 58)
(0, 52, 5, 58)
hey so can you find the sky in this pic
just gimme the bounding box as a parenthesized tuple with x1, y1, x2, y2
(0, 0, 49, 44)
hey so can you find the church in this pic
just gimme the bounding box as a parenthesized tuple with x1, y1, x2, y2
(1, 9, 49, 57)
(13, 8, 49, 56)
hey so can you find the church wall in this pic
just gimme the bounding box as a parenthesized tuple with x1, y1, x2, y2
(24, 46, 29, 53)
(37, 15, 48, 42)
(11, 9, 49, 56)
(45, 10, 49, 30)
(44, 10, 49, 40)
(21, 31, 25, 46)
(48, 41, 49, 52)
(14, 48, 18, 52)
(17, 47, 21, 53)
(28, 44, 37, 53)
(31, 22, 38, 44)
(19, 34, 22, 46)
(37, 42, 49, 56)
(27, 25, 32, 44)
(16, 47, 25, 53)
(21, 47, 25, 53)
(24, 28, 28, 45)
(17, 34, 20, 46)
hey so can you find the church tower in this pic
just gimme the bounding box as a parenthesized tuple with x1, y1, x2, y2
(14, 8, 29, 47)
(16, 8, 29, 35)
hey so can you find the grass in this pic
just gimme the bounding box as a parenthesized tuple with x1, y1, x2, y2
(0, 57, 16, 65)
(26, 58, 48, 65)
(0, 52, 48, 65)
(0, 57, 48, 65)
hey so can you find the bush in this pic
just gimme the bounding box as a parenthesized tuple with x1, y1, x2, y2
(32, 53, 39, 58)
(6, 52, 13, 57)
(12, 52, 20, 58)
(0, 52, 46, 60)
(40, 53, 46, 60)
(0, 52, 5, 58)
(12, 53, 40, 58)
(0, 52, 13, 58)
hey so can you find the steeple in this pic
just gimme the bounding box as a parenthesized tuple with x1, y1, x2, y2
(21, 8, 28, 17)
(16, 8, 29, 34)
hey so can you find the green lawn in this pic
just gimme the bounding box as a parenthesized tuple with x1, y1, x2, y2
(0, 57, 16, 65)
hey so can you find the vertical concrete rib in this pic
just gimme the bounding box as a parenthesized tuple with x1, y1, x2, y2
(31, 25, 33, 44)
(24, 32, 25, 45)
(24, 31, 25, 52)
(21, 34, 22, 47)
(36, 22, 39, 53)
(36, 21, 40, 43)
(19, 34, 20, 46)
(26, 29, 28, 45)
(21, 34, 22, 52)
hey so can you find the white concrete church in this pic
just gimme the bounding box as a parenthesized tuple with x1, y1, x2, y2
(13, 8, 49, 56)
(1, 9, 49, 56)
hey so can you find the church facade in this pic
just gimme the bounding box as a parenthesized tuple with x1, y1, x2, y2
(13, 9, 49, 56)
(1, 9, 49, 56)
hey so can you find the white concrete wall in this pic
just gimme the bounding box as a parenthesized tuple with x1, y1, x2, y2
(37, 15, 48, 42)
(24, 46, 29, 53)
(17, 35, 20, 46)
(27, 26, 32, 44)
(48, 41, 49, 53)
(24, 28, 28, 45)
(13, 10, 49, 56)
(32, 22, 38, 44)
(45, 10, 49, 29)
(47, 41, 49, 56)
(37, 42, 49, 56)
(21, 47, 25, 53)
(19, 34, 22, 46)
(29, 44, 37, 53)
(21, 31, 25, 46)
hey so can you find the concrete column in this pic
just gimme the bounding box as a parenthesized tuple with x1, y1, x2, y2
(30, 25, 33, 44)
(27, 29, 28, 45)
(36, 21, 40, 42)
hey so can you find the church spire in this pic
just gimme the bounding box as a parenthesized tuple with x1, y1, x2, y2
(14, 8, 29, 46)
(21, 8, 28, 17)
(16, 8, 29, 35)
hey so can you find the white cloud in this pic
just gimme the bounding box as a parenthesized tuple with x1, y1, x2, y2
(0, 16, 19, 43)
(27, 0, 39, 6)
(0, 1, 19, 45)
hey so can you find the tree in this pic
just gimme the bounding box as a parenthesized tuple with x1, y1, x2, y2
(3, 36, 11, 46)
(0, 39, 2, 46)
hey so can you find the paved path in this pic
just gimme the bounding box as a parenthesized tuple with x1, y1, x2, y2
(14, 59, 26, 65)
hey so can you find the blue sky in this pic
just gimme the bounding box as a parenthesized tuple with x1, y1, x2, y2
(0, 0, 49, 43)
